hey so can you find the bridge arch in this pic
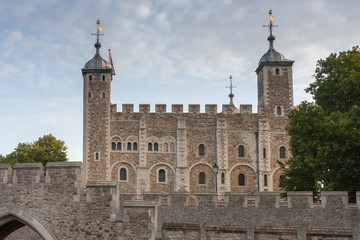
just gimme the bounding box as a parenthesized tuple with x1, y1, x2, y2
(0, 203, 54, 240)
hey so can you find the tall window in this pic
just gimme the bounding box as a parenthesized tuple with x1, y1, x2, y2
(148, 143, 152, 151)
(154, 143, 159, 151)
(277, 106, 282, 116)
(111, 142, 116, 150)
(238, 145, 245, 157)
(95, 152, 99, 161)
(89, 75, 92, 80)
(199, 172, 206, 184)
(102, 75, 105, 81)
(199, 144, 205, 156)
(238, 173, 245, 186)
(164, 143, 168, 152)
(263, 148, 266, 158)
(88, 92, 91, 99)
(264, 174, 268, 187)
(133, 142, 138, 151)
(102, 92, 106, 99)
(279, 175, 285, 188)
(221, 172, 225, 184)
(158, 169, 166, 182)
(127, 142, 131, 151)
(275, 68, 280, 75)
(119, 168, 127, 181)
(117, 142, 121, 151)
(280, 146, 286, 159)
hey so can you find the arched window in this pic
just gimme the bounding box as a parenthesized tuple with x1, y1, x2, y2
(148, 143, 152, 151)
(199, 144, 205, 156)
(238, 145, 245, 157)
(127, 142, 131, 151)
(277, 106, 282, 116)
(170, 143, 175, 152)
(164, 143, 168, 152)
(263, 148, 266, 158)
(199, 172, 206, 184)
(133, 142, 138, 151)
(238, 173, 245, 186)
(264, 174, 268, 187)
(89, 75, 92, 80)
(117, 142, 121, 151)
(280, 146, 286, 159)
(154, 143, 159, 151)
(275, 68, 280, 75)
(279, 175, 285, 188)
(102, 75, 105, 81)
(102, 92, 105, 99)
(119, 168, 127, 181)
(221, 172, 225, 184)
(158, 169, 166, 182)
(111, 142, 116, 150)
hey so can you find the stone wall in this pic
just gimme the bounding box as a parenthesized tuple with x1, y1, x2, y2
(1, 162, 358, 240)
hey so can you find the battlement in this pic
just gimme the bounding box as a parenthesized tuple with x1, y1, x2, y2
(110, 104, 254, 114)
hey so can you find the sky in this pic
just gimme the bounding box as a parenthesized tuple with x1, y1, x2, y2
(1, 0, 359, 161)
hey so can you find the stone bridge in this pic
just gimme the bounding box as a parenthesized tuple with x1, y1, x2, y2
(0, 162, 359, 239)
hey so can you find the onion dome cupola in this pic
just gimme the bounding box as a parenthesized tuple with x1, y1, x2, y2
(83, 20, 111, 70)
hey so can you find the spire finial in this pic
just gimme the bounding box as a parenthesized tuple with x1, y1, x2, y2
(263, 10, 278, 50)
(226, 75, 236, 105)
(92, 19, 104, 51)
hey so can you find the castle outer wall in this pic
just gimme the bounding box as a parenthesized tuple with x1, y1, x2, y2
(1, 162, 359, 239)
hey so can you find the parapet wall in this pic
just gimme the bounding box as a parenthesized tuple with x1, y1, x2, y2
(111, 103, 254, 114)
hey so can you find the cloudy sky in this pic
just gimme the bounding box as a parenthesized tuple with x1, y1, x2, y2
(1, 0, 359, 161)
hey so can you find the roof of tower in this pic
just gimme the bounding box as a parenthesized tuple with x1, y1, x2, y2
(83, 20, 111, 69)
(258, 10, 292, 66)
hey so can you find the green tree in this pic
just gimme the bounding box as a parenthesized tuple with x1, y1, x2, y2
(0, 134, 68, 167)
(281, 46, 360, 199)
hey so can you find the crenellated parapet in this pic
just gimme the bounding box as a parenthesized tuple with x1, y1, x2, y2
(110, 104, 255, 114)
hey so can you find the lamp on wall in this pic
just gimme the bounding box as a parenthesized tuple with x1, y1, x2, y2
(213, 162, 219, 192)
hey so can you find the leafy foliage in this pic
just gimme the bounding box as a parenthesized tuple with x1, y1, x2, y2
(0, 134, 68, 167)
(282, 46, 360, 198)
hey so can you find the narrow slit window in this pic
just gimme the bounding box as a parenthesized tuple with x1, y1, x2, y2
(95, 152, 99, 161)
(263, 148, 266, 158)
(264, 174, 268, 187)
(102, 92, 106, 99)
(88, 92, 91, 99)
(199, 172, 206, 184)
(221, 172, 225, 184)
(102, 75, 105, 81)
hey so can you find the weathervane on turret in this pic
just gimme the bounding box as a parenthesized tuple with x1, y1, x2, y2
(226, 75, 236, 105)
(92, 20, 104, 52)
(263, 10, 278, 36)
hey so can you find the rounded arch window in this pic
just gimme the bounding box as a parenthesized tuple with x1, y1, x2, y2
(277, 106, 282, 116)
(275, 68, 280, 75)
(238, 173, 245, 186)
(238, 145, 245, 157)
(199, 172, 206, 184)
(264, 174, 268, 187)
(199, 144, 205, 156)
(127, 142, 132, 151)
(119, 168, 127, 181)
(280, 146, 286, 159)
(111, 142, 116, 150)
(158, 169, 166, 183)
(154, 143, 159, 151)
(148, 142, 152, 151)
(133, 142, 138, 151)
(117, 142, 121, 151)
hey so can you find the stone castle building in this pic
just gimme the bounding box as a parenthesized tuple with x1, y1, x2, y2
(82, 20, 293, 197)
(3, 17, 360, 240)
